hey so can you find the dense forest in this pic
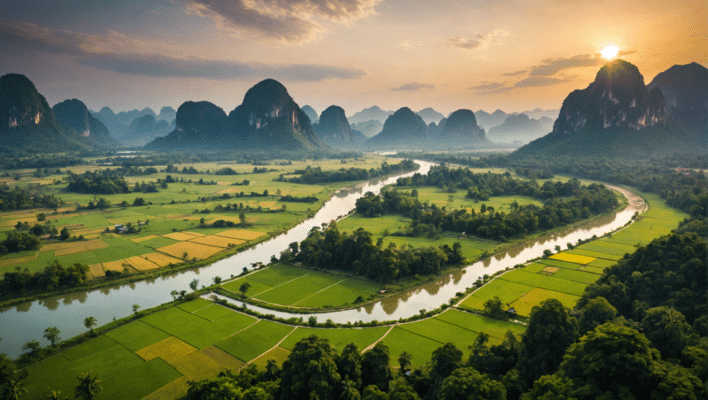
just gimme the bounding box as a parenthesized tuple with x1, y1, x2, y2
(281, 223, 464, 282)
(355, 166, 618, 241)
(65, 169, 164, 194)
(0, 260, 90, 294)
(0, 186, 64, 211)
(277, 160, 418, 184)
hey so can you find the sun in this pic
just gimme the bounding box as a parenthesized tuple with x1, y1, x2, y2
(601, 45, 620, 60)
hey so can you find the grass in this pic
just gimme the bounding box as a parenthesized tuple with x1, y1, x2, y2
(215, 320, 294, 363)
(105, 320, 171, 352)
(279, 327, 389, 353)
(510, 288, 580, 316)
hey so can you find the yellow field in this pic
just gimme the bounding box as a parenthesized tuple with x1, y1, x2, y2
(168, 351, 224, 381)
(200, 346, 245, 371)
(0, 254, 37, 267)
(157, 242, 224, 260)
(131, 235, 159, 243)
(162, 232, 199, 241)
(53, 239, 109, 256)
(141, 376, 190, 400)
(215, 229, 266, 241)
(136, 337, 197, 363)
(88, 263, 104, 278)
(541, 266, 560, 275)
(125, 256, 160, 271)
(511, 288, 581, 316)
(102, 260, 133, 273)
(251, 346, 291, 368)
(549, 252, 595, 265)
(142, 252, 184, 267)
(189, 235, 246, 248)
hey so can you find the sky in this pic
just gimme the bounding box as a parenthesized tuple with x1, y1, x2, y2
(1, 0, 706, 116)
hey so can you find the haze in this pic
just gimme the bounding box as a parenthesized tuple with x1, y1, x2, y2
(1, 0, 705, 115)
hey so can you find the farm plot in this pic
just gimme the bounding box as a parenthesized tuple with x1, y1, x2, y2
(460, 279, 534, 311)
(551, 268, 599, 284)
(252, 347, 292, 368)
(177, 298, 213, 312)
(536, 258, 582, 270)
(222, 279, 275, 297)
(498, 269, 588, 296)
(398, 318, 479, 352)
(156, 241, 224, 260)
(194, 304, 239, 321)
(136, 337, 197, 363)
(581, 239, 637, 256)
(141, 377, 190, 400)
(510, 288, 580, 316)
(380, 327, 444, 368)
(163, 232, 201, 241)
(125, 256, 160, 271)
(200, 346, 245, 371)
(255, 274, 349, 306)
(215, 229, 267, 241)
(189, 235, 246, 248)
(549, 252, 595, 265)
(142, 252, 184, 267)
(168, 350, 225, 381)
(216, 320, 294, 363)
(295, 279, 380, 308)
(566, 248, 622, 260)
(280, 327, 389, 353)
(105, 320, 171, 352)
(436, 310, 526, 340)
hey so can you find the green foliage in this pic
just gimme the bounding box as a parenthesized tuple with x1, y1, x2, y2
(439, 367, 506, 400)
(65, 170, 130, 194)
(43, 327, 61, 347)
(0, 231, 40, 255)
(279, 160, 418, 184)
(641, 306, 693, 360)
(483, 296, 508, 320)
(280, 335, 342, 400)
(74, 371, 102, 400)
(1, 260, 88, 293)
(577, 296, 617, 335)
(361, 342, 392, 392)
(0, 185, 64, 211)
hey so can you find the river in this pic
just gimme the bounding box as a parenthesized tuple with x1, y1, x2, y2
(0, 162, 645, 358)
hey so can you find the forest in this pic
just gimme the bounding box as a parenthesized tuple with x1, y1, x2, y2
(278, 160, 418, 184)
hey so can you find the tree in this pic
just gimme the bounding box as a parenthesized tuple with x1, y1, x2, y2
(361, 342, 393, 391)
(280, 335, 341, 400)
(337, 343, 363, 389)
(387, 378, 422, 400)
(398, 351, 412, 374)
(59, 227, 70, 241)
(213, 276, 222, 285)
(43, 327, 61, 347)
(83, 316, 97, 334)
(132, 304, 140, 314)
(239, 212, 247, 226)
(577, 296, 616, 334)
(189, 279, 199, 292)
(520, 375, 577, 400)
(45, 390, 66, 400)
(641, 306, 692, 360)
(517, 299, 579, 387)
(239, 282, 251, 296)
(483, 296, 508, 320)
(439, 367, 506, 400)
(22, 340, 41, 356)
(362, 385, 388, 400)
(1, 369, 28, 400)
(170, 290, 179, 300)
(75, 371, 102, 400)
(430, 342, 463, 380)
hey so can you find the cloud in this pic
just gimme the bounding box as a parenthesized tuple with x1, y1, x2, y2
(513, 76, 574, 88)
(618, 50, 638, 56)
(502, 69, 527, 77)
(529, 53, 604, 76)
(469, 82, 506, 91)
(0, 20, 366, 82)
(390, 82, 435, 91)
(448, 30, 509, 51)
(186, 0, 381, 43)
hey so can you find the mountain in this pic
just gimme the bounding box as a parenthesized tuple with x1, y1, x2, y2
(366, 107, 427, 147)
(486, 113, 553, 144)
(158, 106, 176, 123)
(147, 79, 321, 150)
(514, 59, 693, 158)
(351, 120, 383, 137)
(519, 108, 560, 120)
(426, 118, 446, 140)
(474, 109, 509, 130)
(313, 105, 354, 146)
(647, 62, 708, 145)
(52, 99, 116, 146)
(0, 74, 98, 154)
(349, 106, 393, 124)
(302, 105, 319, 124)
(228, 79, 321, 150)
(438, 109, 489, 145)
(416, 107, 445, 124)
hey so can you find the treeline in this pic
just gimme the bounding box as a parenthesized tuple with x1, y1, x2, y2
(281, 223, 464, 282)
(278, 195, 318, 203)
(0, 186, 64, 211)
(278, 160, 418, 184)
(1, 260, 89, 294)
(65, 170, 165, 194)
(0, 232, 41, 255)
(357, 167, 618, 241)
(0, 154, 85, 170)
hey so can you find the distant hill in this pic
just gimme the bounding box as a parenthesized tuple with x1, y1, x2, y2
(350, 120, 383, 137)
(647, 62, 708, 146)
(302, 105, 319, 124)
(349, 106, 393, 124)
(53, 99, 117, 146)
(147, 79, 322, 150)
(426, 118, 446, 140)
(475, 109, 509, 130)
(487, 113, 553, 144)
(158, 106, 176, 123)
(514, 59, 700, 158)
(519, 108, 559, 120)
(366, 107, 427, 148)
(313, 105, 358, 147)
(0, 74, 105, 154)
(438, 109, 490, 145)
(416, 107, 445, 124)
(92, 106, 175, 146)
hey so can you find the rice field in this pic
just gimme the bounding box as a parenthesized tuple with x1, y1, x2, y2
(215, 320, 295, 363)
(135, 337, 197, 363)
(156, 241, 224, 260)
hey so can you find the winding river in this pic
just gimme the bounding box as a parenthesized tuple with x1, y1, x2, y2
(0, 161, 645, 358)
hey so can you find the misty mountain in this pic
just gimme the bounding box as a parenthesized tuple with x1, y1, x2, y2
(91, 106, 176, 146)
(438, 109, 490, 145)
(313, 105, 362, 147)
(474, 109, 509, 130)
(647, 62, 708, 146)
(514, 59, 696, 158)
(349, 106, 393, 124)
(53, 99, 116, 146)
(0, 74, 107, 154)
(350, 120, 383, 138)
(519, 108, 560, 120)
(486, 113, 554, 144)
(366, 107, 427, 147)
(147, 79, 322, 150)
(416, 107, 445, 124)
(302, 105, 318, 124)
(426, 118, 446, 140)
(158, 106, 177, 123)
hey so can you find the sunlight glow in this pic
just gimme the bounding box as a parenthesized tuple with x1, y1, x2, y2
(601, 45, 620, 59)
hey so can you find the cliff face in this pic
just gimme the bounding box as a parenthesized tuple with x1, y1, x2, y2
(439, 109, 487, 143)
(53, 99, 115, 145)
(313, 105, 353, 145)
(553, 59, 668, 135)
(366, 107, 428, 147)
(228, 79, 321, 149)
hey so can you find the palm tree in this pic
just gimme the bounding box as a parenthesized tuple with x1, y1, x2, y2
(3, 370, 28, 400)
(43, 327, 61, 347)
(83, 316, 97, 335)
(45, 390, 66, 399)
(75, 371, 102, 400)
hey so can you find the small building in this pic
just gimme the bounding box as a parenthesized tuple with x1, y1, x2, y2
(115, 224, 127, 233)
(507, 307, 517, 316)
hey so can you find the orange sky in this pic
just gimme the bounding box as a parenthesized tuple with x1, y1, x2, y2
(1, 0, 705, 115)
